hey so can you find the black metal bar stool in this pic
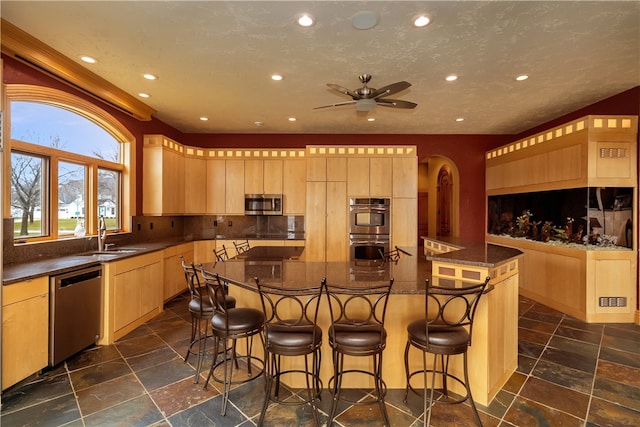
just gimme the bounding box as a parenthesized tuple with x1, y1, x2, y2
(198, 266, 265, 415)
(323, 277, 394, 427)
(233, 239, 250, 255)
(403, 277, 490, 426)
(181, 256, 236, 383)
(255, 277, 323, 426)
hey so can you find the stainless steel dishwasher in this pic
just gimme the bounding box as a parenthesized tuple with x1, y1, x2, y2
(49, 265, 103, 366)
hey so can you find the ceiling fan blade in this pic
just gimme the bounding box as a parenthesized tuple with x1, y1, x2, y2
(313, 100, 358, 109)
(371, 81, 411, 99)
(376, 99, 417, 109)
(327, 83, 360, 99)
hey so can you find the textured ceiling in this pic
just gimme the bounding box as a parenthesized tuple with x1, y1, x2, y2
(2, 1, 639, 135)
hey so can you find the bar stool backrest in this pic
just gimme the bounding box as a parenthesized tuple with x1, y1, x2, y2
(234, 239, 251, 254)
(198, 266, 234, 335)
(323, 278, 394, 347)
(181, 256, 207, 315)
(256, 278, 323, 334)
(214, 245, 229, 262)
(425, 276, 490, 347)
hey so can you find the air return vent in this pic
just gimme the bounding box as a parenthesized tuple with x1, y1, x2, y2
(599, 297, 627, 307)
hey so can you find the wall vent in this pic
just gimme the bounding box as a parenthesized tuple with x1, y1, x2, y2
(599, 147, 627, 158)
(599, 297, 627, 307)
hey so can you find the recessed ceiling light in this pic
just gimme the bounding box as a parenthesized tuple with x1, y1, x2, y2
(352, 11, 378, 30)
(288, 117, 296, 122)
(297, 13, 315, 27)
(254, 121, 264, 127)
(138, 93, 150, 98)
(80, 55, 97, 64)
(367, 117, 376, 122)
(143, 73, 158, 80)
(200, 117, 209, 121)
(455, 117, 464, 122)
(271, 74, 283, 81)
(412, 15, 431, 28)
(515, 75, 529, 81)
(445, 75, 458, 82)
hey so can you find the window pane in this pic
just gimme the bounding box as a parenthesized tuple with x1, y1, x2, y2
(11, 152, 46, 238)
(10, 101, 120, 161)
(98, 168, 120, 230)
(58, 161, 86, 235)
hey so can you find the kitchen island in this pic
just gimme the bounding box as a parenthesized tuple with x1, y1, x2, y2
(204, 241, 522, 405)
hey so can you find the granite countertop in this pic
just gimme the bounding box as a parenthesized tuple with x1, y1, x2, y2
(2, 241, 176, 285)
(215, 233, 305, 240)
(203, 246, 432, 295)
(423, 236, 523, 267)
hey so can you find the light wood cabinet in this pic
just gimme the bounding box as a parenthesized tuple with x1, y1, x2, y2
(245, 159, 283, 195)
(392, 197, 418, 247)
(206, 159, 226, 214)
(283, 159, 306, 214)
(2, 277, 49, 390)
(305, 181, 327, 261)
(163, 242, 194, 301)
(143, 135, 185, 215)
(393, 156, 418, 198)
(184, 151, 206, 214)
(347, 157, 369, 196)
(101, 251, 164, 344)
(225, 159, 245, 214)
(347, 157, 393, 197)
(326, 181, 349, 261)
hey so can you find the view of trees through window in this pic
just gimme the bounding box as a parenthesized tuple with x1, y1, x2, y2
(10, 101, 123, 239)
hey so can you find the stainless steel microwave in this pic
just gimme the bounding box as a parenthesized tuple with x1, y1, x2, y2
(244, 194, 283, 215)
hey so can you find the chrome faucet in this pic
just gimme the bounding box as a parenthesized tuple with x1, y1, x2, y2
(97, 216, 107, 251)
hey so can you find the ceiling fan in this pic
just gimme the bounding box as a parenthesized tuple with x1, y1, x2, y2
(314, 74, 417, 111)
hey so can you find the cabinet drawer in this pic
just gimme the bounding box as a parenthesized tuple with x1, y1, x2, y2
(2, 277, 49, 306)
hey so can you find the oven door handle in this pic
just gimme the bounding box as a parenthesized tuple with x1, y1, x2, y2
(351, 239, 389, 245)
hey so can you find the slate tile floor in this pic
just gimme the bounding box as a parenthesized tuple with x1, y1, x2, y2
(2, 294, 639, 426)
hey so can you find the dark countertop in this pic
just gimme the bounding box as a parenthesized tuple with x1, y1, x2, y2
(215, 233, 305, 240)
(203, 246, 431, 294)
(422, 236, 523, 267)
(2, 241, 175, 285)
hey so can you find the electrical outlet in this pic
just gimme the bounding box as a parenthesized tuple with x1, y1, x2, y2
(228, 220, 232, 227)
(213, 220, 218, 227)
(150, 222, 154, 230)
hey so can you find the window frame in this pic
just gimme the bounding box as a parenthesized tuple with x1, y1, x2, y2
(4, 84, 136, 241)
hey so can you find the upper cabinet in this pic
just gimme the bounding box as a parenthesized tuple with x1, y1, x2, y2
(184, 147, 207, 214)
(486, 116, 638, 194)
(143, 135, 185, 215)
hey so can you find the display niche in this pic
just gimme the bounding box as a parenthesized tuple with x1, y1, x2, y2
(488, 187, 633, 249)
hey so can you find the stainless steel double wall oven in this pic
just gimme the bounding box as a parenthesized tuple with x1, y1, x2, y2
(349, 197, 390, 262)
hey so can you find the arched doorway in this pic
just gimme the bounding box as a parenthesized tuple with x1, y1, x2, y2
(437, 166, 452, 237)
(418, 156, 459, 243)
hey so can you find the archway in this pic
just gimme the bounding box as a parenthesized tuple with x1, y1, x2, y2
(417, 156, 459, 243)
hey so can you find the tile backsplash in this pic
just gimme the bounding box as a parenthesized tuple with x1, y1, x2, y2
(3, 215, 304, 265)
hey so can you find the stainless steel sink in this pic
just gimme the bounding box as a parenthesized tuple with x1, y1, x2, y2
(91, 249, 140, 254)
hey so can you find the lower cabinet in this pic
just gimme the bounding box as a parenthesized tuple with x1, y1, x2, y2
(100, 251, 163, 344)
(163, 242, 194, 301)
(2, 277, 49, 390)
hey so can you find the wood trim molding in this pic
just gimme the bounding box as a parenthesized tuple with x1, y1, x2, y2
(1, 18, 156, 121)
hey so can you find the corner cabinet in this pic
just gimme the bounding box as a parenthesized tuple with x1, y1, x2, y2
(486, 115, 638, 323)
(163, 242, 194, 301)
(143, 135, 185, 215)
(100, 251, 164, 344)
(2, 277, 49, 390)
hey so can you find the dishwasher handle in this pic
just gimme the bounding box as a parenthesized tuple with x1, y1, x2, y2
(55, 267, 102, 289)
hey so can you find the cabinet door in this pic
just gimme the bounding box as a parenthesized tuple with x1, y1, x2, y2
(114, 270, 141, 331)
(264, 159, 283, 194)
(184, 156, 206, 214)
(283, 159, 306, 214)
(206, 159, 226, 214)
(140, 261, 163, 317)
(305, 181, 327, 261)
(370, 157, 392, 197)
(165, 148, 185, 214)
(226, 159, 245, 214)
(2, 277, 49, 390)
(393, 157, 417, 198)
(326, 181, 349, 261)
(245, 159, 264, 194)
(392, 197, 418, 247)
(347, 157, 370, 196)
(307, 157, 326, 181)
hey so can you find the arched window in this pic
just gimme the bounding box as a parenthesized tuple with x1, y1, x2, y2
(6, 84, 135, 241)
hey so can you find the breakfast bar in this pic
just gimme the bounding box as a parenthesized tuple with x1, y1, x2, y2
(204, 241, 522, 406)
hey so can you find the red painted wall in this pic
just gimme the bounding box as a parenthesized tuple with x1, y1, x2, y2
(3, 55, 638, 242)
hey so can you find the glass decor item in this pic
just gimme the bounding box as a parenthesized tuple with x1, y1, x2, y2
(73, 218, 86, 237)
